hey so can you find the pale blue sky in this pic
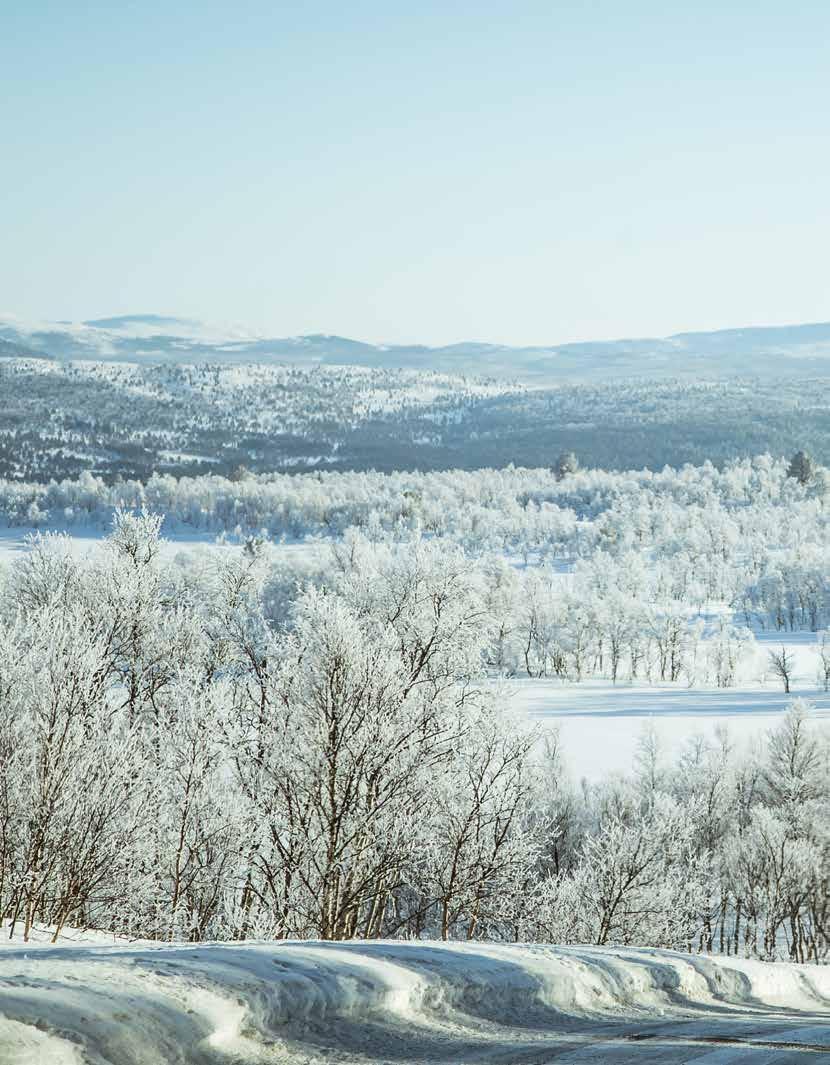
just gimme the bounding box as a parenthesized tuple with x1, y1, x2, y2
(2, 1, 829, 345)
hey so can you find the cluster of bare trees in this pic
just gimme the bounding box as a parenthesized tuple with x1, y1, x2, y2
(0, 453, 826, 552)
(0, 514, 539, 944)
(484, 556, 757, 687)
(0, 514, 828, 961)
(530, 704, 830, 962)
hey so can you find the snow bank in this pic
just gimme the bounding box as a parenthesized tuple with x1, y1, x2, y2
(0, 939, 828, 1063)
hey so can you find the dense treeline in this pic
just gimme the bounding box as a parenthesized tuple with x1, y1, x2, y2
(4, 456, 830, 648)
(0, 513, 828, 960)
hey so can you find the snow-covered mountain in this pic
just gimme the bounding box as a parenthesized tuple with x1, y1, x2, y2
(0, 336, 52, 360)
(3, 313, 830, 379)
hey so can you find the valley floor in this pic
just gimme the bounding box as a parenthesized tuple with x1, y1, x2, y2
(513, 666, 830, 780)
(1, 937, 829, 1064)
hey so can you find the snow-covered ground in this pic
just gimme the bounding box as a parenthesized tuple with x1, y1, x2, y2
(0, 936, 828, 1063)
(512, 646, 830, 781)
(0, 526, 328, 569)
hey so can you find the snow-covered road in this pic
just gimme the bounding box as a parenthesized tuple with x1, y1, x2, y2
(1, 939, 829, 1063)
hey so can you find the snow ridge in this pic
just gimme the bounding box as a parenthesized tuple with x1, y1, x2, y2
(1, 940, 829, 1063)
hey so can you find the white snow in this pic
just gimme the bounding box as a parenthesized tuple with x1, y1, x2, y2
(0, 527, 328, 569)
(0, 937, 828, 1063)
(511, 651, 830, 781)
(0, 312, 261, 348)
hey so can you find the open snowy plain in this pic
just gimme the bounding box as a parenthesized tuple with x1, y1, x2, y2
(2, 936, 830, 1064)
(511, 638, 830, 780)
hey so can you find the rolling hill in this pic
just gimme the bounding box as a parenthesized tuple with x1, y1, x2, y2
(3, 313, 830, 380)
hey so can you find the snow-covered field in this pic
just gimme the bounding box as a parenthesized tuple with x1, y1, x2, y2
(512, 636, 830, 779)
(1, 936, 829, 1063)
(0, 526, 327, 568)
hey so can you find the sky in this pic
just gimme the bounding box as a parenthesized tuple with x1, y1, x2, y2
(2, 1, 829, 346)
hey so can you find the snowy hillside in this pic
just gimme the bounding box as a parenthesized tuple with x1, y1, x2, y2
(2, 937, 829, 1063)
(3, 355, 830, 480)
(0, 359, 524, 481)
(4, 312, 830, 379)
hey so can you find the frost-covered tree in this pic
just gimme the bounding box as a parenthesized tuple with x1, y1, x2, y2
(1, 501, 829, 959)
(0, 607, 140, 941)
(768, 645, 795, 694)
(818, 633, 830, 692)
(427, 704, 539, 940)
(787, 450, 815, 486)
(532, 793, 710, 949)
(554, 451, 580, 480)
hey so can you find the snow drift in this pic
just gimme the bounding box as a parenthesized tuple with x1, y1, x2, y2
(1, 939, 829, 1063)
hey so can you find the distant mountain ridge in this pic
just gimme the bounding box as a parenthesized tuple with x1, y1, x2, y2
(2, 313, 830, 380)
(0, 336, 53, 360)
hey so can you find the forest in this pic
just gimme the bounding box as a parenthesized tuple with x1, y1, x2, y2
(1, 451, 828, 961)
(3, 356, 830, 481)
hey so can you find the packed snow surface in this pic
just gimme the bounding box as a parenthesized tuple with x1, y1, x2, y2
(0, 938, 829, 1063)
